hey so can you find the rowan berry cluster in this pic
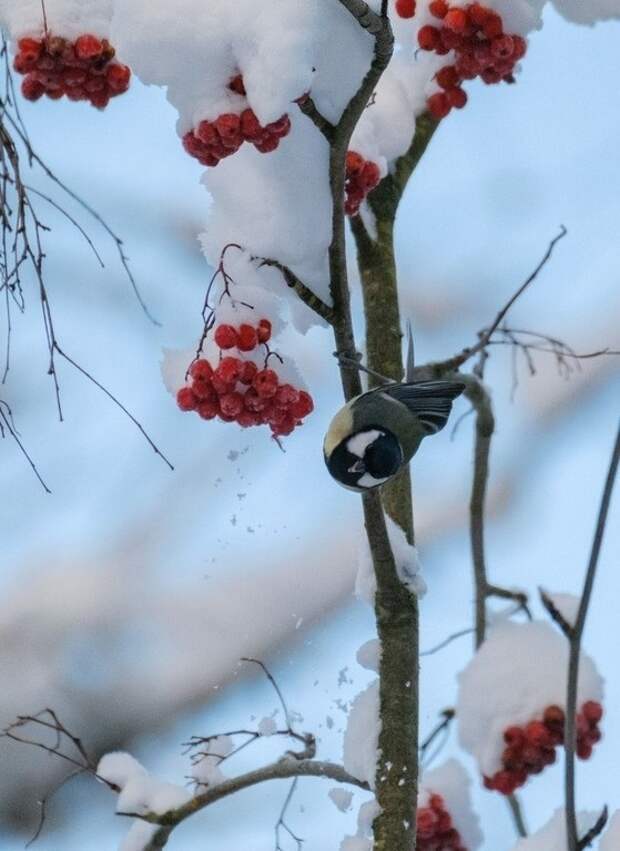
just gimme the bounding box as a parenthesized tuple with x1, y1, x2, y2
(182, 75, 291, 167)
(344, 151, 381, 216)
(417, 2, 527, 120)
(416, 793, 467, 850)
(483, 701, 603, 795)
(14, 34, 131, 109)
(176, 320, 314, 437)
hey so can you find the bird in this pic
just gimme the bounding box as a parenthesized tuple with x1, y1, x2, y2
(323, 379, 465, 491)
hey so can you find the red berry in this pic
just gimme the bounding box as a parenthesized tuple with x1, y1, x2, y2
(416, 807, 437, 837)
(543, 705, 565, 727)
(90, 91, 111, 109)
(436, 65, 459, 90)
(229, 74, 246, 96)
(346, 151, 365, 177)
(360, 161, 381, 191)
(275, 384, 299, 407)
(253, 369, 279, 399)
(240, 108, 262, 141)
(576, 742, 593, 760)
(446, 86, 468, 108)
(237, 324, 258, 352)
(395, 0, 416, 18)
(429, 0, 449, 18)
(271, 414, 296, 436)
(440, 27, 463, 49)
(504, 726, 525, 747)
(493, 771, 516, 796)
(215, 113, 242, 145)
(254, 136, 280, 153)
(21, 75, 45, 101)
(491, 34, 514, 59)
(266, 115, 291, 138)
(106, 63, 131, 93)
(189, 359, 214, 381)
(75, 34, 103, 60)
(244, 389, 269, 412)
(239, 361, 259, 385)
(455, 55, 478, 79)
(214, 324, 239, 350)
(257, 318, 272, 343)
(418, 25, 441, 51)
(176, 387, 198, 411)
(443, 8, 468, 32)
(211, 373, 234, 396)
(216, 356, 243, 384)
(196, 120, 219, 146)
(427, 92, 451, 120)
(291, 390, 314, 419)
(526, 720, 552, 747)
(466, 3, 489, 26)
(192, 377, 216, 401)
(237, 409, 260, 428)
(219, 392, 244, 418)
(480, 68, 502, 84)
(197, 399, 219, 420)
(483, 12, 503, 38)
(582, 701, 603, 724)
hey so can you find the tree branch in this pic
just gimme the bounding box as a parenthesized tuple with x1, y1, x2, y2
(121, 759, 368, 848)
(257, 258, 335, 324)
(296, 95, 335, 142)
(565, 420, 620, 851)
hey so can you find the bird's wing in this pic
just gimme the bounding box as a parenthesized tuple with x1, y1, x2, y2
(381, 380, 465, 435)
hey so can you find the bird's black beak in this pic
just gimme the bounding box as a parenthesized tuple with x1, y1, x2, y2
(348, 459, 365, 474)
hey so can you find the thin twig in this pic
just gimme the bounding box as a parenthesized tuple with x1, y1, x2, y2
(565, 421, 620, 851)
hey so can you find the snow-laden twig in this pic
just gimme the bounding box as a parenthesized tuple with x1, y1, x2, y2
(565, 421, 620, 851)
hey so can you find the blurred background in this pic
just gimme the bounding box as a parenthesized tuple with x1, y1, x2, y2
(0, 6, 619, 849)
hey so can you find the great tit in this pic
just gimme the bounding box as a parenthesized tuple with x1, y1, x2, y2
(323, 379, 465, 491)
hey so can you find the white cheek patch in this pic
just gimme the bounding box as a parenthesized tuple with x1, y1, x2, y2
(347, 429, 383, 458)
(358, 473, 390, 489)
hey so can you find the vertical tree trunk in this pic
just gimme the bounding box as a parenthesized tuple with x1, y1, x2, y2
(353, 211, 419, 850)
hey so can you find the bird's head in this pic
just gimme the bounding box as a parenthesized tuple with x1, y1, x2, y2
(324, 427, 404, 492)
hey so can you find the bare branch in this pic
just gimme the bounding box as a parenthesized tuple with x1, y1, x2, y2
(121, 759, 368, 839)
(419, 709, 455, 768)
(256, 258, 335, 324)
(296, 95, 334, 142)
(539, 587, 573, 639)
(565, 420, 620, 851)
(578, 806, 608, 850)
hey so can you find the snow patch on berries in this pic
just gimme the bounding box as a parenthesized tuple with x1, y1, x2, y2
(509, 809, 600, 850)
(600, 811, 620, 850)
(457, 620, 604, 781)
(200, 132, 334, 330)
(419, 760, 483, 850)
(1, 0, 114, 42)
(343, 680, 380, 788)
(357, 516, 426, 605)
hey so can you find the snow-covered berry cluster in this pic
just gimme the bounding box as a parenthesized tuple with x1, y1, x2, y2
(418, 3, 527, 119)
(13, 35, 131, 108)
(417, 793, 468, 850)
(176, 321, 314, 437)
(484, 701, 603, 795)
(345, 151, 381, 216)
(396, 0, 417, 17)
(182, 75, 291, 167)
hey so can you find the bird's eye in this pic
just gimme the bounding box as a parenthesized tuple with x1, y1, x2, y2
(364, 432, 403, 479)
